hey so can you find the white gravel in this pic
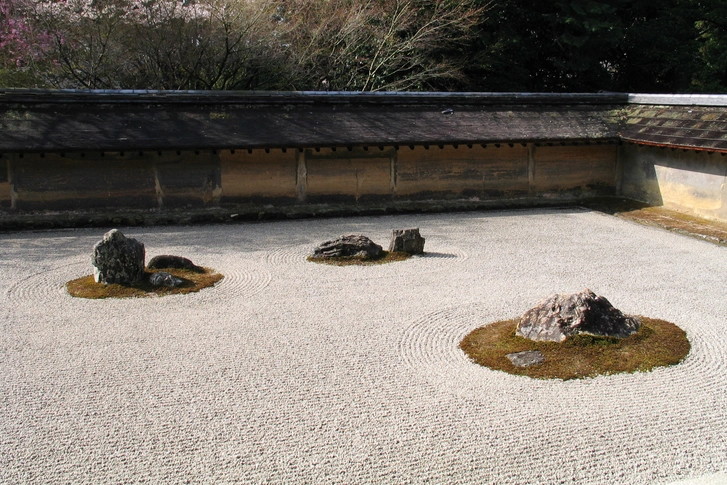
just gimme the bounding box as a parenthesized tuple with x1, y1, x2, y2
(1, 208, 726, 484)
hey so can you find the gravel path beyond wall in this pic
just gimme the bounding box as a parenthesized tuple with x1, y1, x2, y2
(1, 208, 726, 484)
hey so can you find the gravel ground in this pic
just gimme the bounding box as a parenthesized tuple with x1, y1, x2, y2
(1, 208, 726, 484)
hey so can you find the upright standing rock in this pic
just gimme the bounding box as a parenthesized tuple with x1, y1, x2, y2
(389, 228, 425, 254)
(516, 289, 641, 342)
(91, 229, 145, 285)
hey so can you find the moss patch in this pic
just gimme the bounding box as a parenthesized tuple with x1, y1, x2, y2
(584, 197, 727, 245)
(66, 267, 223, 299)
(618, 206, 727, 245)
(307, 251, 413, 266)
(459, 317, 690, 380)
(583, 197, 652, 215)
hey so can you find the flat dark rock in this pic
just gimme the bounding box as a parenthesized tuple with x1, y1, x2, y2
(506, 350, 545, 367)
(148, 255, 200, 271)
(311, 234, 383, 259)
(516, 288, 641, 342)
(148, 272, 184, 288)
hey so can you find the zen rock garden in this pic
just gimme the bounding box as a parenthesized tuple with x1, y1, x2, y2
(460, 288, 690, 380)
(76, 227, 691, 380)
(309, 228, 425, 265)
(66, 229, 222, 299)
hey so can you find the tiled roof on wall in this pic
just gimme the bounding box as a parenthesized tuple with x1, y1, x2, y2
(620, 104, 727, 152)
(1, 90, 727, 153)
(0, 90, 624, 152)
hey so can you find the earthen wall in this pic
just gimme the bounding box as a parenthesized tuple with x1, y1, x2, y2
(620, 144, 727, 222)
(0, 143, 620, 220)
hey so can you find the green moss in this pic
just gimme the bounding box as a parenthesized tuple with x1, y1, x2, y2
(66, 267, 223, 299)
(307, 251, 413, 266)
(459, 317, 690, 380)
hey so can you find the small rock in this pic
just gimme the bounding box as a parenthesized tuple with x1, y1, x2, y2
(506, 350, 545, 367)
(91, 229, 145, 285)
(311, 234, 383, 259)
(516, 288, 641, 342)
(148, 272, 184, 288)
(388, 228, 425, 254)
(148, 255, 200, 271)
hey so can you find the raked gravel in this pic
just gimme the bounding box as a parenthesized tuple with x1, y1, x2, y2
(1, 208, 726, 484)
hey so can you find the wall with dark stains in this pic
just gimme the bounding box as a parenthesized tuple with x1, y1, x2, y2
(0, 143, 619, 225)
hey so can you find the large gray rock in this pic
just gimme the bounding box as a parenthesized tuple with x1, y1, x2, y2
(311, 234, 383, 259)
(516, 289, 641, 342)
(91, 229, 145, 285)
(389, 228, 425, 254)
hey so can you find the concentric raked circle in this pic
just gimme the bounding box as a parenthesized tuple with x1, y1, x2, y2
(399, 303, 721, 402)
(199, 257, 272, 299)
(5, 257, 270, 312)
(5, 260, 87, 307)
(398, 303, 727, 483)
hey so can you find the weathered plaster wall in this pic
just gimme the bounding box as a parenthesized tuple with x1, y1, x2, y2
(396, 145, 530, 199)
(6, 151, 222, 211)
(304, 148, 393, 204)
(532, 145, 617, 193)
(155, 151, 221, 209)
(219, 149, 297, 203)
(621, 144, 727, 222)
(8, 152, 157, 211)
(0, 159, 11, 209)
(0, 143, 619, 225)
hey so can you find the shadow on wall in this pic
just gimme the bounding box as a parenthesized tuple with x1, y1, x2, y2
(620, 144, 727, 222)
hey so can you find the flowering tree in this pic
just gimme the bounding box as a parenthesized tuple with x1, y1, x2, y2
(33, 0, 132, 87)
(0, 0, 485, 90)
(0, 0, 54, 85)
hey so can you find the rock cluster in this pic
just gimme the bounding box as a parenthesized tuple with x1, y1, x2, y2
(389, 228, 425, 254)
(91, 229, 203, 288)
(516, 289, 641, 342)
(311, 234, 383, 259)
(91, 229, 145, 285)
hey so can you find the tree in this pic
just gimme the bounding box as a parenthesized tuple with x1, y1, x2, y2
(613, 0, 703, 92)
(464, 0, 726, 93)
(1, 0, 292, 89)
(1, 0, 724, 92)
(31, 0, 132, 88)
(692, 0, 727, 92)
(463, 0, 626, 92)
(0, 0, 54, 86)
(266, 0, 487, 91)
(124, 0, 290, 90)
